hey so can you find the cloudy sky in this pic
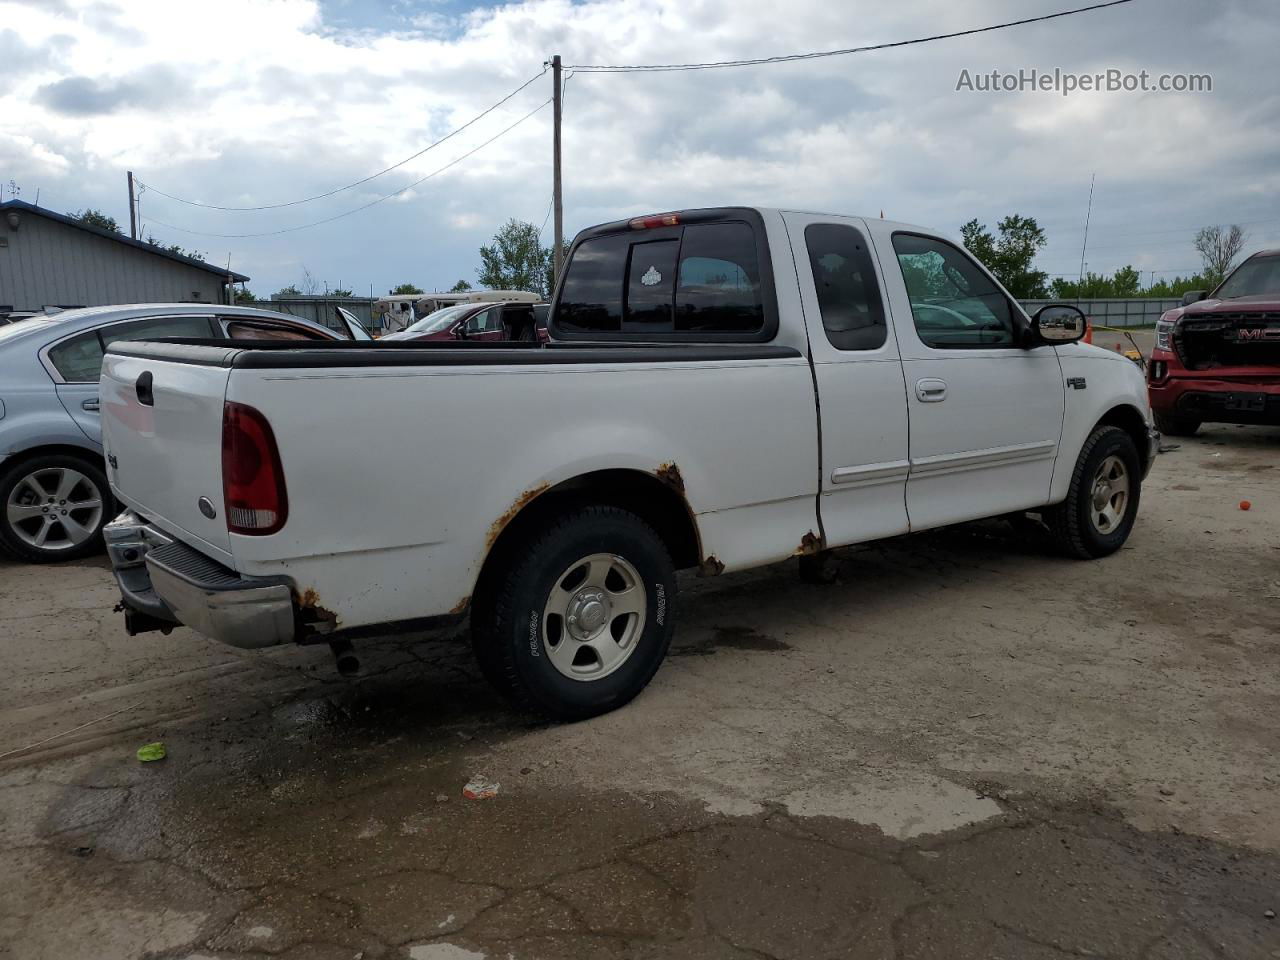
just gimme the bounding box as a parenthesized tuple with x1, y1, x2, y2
(4, 0, 1278, 296)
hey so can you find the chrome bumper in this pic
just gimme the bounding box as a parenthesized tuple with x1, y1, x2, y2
(105, 511, 296, 649)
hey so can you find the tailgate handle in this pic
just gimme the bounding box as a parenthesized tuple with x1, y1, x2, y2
(135, 371, 154, 406)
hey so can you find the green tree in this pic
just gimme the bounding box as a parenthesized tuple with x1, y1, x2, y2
(960, 215, 1049, 298)
(233, 287, 257, 303)
(1049, 265, 1144, 299)
(328, 287, 353, 298)
(449, 279, 473, 293)
(142, 232, 206, 262)
(392, 283, 424, 295)
(1146, 274, 1214, 298)
(69, 208, 120, 233)
(478, 219, 559, 297)
(275, 284, 302, 297)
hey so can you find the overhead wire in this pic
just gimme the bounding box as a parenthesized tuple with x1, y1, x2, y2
(136, 67, 548, 211)
(565, 0, 1133, 72)
(143, 99, 552, 239)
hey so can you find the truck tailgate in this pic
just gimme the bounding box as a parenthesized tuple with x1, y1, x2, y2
(101, 348, 235, 561)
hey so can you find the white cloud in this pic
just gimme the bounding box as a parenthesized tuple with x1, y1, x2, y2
(4, 0, 1278, 294)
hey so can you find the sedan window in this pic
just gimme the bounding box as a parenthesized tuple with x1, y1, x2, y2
(47, 331, 106, 382)
(48, 315, 216, 383)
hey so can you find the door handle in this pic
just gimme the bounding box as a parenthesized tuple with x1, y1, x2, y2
(915, 378, 947, 402)
(81, 398, 100, 412)
(135, 371, 154, 406)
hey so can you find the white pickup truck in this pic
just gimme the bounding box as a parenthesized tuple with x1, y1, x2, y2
(102, 207, 1157, 719)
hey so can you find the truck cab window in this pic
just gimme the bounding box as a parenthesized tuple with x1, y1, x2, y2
(675, 223, 763, 332)
(625, 239, 679, 331)
(892, 234, 1017, 348)
(803, 223, 887, 350)
(555, 220, 766, 338)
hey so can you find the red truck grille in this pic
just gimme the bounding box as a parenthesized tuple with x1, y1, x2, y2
(1174, 313, 1280, 370)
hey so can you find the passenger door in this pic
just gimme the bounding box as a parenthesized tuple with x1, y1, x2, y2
(783, 213, 910, 547)
(45, 315, 215, 445)
(872, 229, 1064, 530)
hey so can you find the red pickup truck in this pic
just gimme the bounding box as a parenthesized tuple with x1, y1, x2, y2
(1148, 249, 1280, 435)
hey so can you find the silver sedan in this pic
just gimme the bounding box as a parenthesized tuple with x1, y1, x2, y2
(0, 303, 358, 563)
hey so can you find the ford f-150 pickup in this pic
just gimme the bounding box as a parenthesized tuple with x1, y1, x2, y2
(101, 207, 1158, 719)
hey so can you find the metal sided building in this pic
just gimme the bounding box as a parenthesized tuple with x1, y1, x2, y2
(0, 200, 247, 313)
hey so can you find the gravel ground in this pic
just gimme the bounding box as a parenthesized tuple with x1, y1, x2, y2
(1, 422, 1278, 959)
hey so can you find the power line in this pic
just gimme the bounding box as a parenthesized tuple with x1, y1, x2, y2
(566, 0, 1133, 72)
(136, 68, 547, 212)
(144, 99, 552, 239)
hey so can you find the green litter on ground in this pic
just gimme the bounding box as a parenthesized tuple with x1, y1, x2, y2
(136, 742, 166, 763)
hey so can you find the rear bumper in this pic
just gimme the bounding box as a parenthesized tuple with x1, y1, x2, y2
(105, 511, 296, 649)
(1149, 376, 1280, 425)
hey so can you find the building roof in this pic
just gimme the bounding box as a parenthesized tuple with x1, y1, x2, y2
(0, 199, 249, 282)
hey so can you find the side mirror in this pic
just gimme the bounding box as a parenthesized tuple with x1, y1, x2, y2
(453, 324, 467, 339)
(1031, 304, 1088, 344)
(1180, 289, 1207, 306)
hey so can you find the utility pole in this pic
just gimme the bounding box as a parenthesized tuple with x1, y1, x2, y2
(127, 171, 137, 240)
(551, 54, 564, 285)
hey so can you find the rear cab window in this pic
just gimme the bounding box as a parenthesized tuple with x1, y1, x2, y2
(552, 209, 777, 342)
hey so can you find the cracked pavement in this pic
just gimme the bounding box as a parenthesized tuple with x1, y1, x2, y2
(2, 425, 1279, 959)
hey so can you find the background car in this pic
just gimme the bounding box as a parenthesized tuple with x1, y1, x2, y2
(0, 303, 347, 563)
(381, 301, 547, 343)
(1147, 249, 1280, 435)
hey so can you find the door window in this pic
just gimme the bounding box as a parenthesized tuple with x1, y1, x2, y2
(47, 316, 215, 382)
(803, 223, 887, 351)
(465, 308, 500, 334)
(891, 234, 1018, 348)
(99, 316, 214, 351)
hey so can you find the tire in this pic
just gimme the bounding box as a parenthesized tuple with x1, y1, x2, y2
(1153, 410, 1200, 437)
(471, 505, 676, 720)
(0, 454, 112, 563)
(1045, 425, 1141, 560)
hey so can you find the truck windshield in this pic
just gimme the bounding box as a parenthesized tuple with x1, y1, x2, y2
(402, 304, 472, 334)
(1215, 254, 1280, 299)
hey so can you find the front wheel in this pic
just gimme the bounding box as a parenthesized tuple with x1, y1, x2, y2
(0, 455, 111, 563)
(471, 505, 677, 720)
(1045, 425, 1142, 559)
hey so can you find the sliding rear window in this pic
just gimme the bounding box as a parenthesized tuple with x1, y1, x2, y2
(553, 216, 775, 341)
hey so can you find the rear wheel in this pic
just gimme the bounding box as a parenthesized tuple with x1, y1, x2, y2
(471, 505, 676, 720)
(1045, 425, 1141, 559)
(1153, 410, 1200, 437)
(0, 455, 110, 563)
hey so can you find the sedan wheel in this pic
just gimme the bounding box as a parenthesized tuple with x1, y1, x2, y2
(0, 457, 110, 563)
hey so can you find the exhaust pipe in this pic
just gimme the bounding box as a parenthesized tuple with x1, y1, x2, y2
(328, 637, 360, 676)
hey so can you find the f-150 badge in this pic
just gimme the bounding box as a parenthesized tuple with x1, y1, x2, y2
(640, 266, 662, 286)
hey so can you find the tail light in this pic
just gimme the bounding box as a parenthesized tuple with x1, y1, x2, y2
(221, 401, 288, 535)
(629, 213, 681, 230)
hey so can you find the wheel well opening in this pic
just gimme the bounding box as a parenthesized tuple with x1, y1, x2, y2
(3, 444, 103, 472)
(475, 468, 702, 603)
(1097, 405, 1150, 471)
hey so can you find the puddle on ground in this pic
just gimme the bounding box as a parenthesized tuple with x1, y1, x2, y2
(671, 625, 791, 657)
